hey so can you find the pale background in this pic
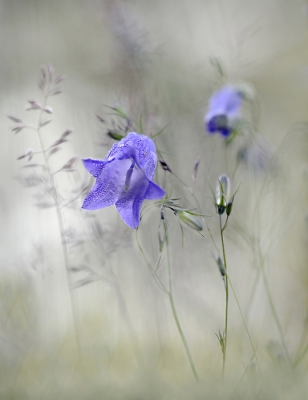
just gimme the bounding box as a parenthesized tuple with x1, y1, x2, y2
(1, 0, 308, 397)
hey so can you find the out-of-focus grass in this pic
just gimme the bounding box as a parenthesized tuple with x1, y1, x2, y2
(0, 272, 308, 399)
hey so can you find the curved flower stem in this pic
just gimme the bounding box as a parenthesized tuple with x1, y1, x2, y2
(36, 95, 80, 354)
(136, 230, 168, 294)
(165, 231, 200, 382)
(220, 215, 229, 377)
(136, 227, 199, 381)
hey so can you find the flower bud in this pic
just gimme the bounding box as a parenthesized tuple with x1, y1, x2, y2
(205, 86, 243, 138)
(177, 211, 203, 231)
(216, 174, 230, 202)
(216, 174, 230, 214)
(215, 256, 226, 277)
(216, 204, 226, 215)
(107, 131, 125, 141)
(159, 160, 172, 173)
(226, 201, 233, 216)
(160, 207, 167, 221)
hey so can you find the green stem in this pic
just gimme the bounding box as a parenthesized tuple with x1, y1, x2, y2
(293, 313, 308, 367)
(136, 230, 168, 294)
(165, 232, 199, 382)
(294, 341, 308, 367)
(227, 277, 262, 375)
(220, 215, 229, 377)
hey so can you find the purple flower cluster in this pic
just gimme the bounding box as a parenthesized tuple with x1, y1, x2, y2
(82, 132, 165, 229)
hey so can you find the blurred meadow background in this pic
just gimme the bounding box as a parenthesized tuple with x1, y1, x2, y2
(2, 0, 308, 398)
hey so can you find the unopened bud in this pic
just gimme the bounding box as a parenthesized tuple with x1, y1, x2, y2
(107, 131, 125, 141)
(177, 211, 203, 231)
(216, 174, 230, 214)
(216, 174, 230, 202)
(226, 201, 233, 216)
(215, 256, 226, 276)
(216, 204, 226, 215)
(159, 160, 172, 173)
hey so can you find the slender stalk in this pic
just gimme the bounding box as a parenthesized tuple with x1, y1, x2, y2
(258, 248, 291, 365)
(293, 313, 308, 367)
(36, 94, 80, 353)
(90, 230, 142, 364)
(243, 168, 291, 364)
(165, 232, 200, 382)
(252, 190, 291, 366)
(136, 230, 168, 294)
(227, 277, 262, 375)
(220, 215, 229, 376)
(137, 225, 199, 381)
(294, 341, 308, 367)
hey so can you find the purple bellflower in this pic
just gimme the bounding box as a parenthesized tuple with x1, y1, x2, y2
(205, 86, 243, 137)
(82, 132, 166, 229)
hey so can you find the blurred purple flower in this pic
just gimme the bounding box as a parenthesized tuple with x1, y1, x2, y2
(82, 132, 165, 229)
(205, 86, 243, 137)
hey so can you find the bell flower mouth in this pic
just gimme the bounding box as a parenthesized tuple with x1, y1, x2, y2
(205, 86, 244, 137)
(207, 115, 231, 136)
(124, 160, 136, 191)
(108, 158, 148, 199)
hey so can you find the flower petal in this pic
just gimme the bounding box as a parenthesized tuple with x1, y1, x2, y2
(205, 86, 243, 137)
(115, 193, 145, 229)
(82, 180, 117, 210)
(207, 87, 242, 118)
(115, 166, 149, 228)
(113, 133, 157, 180)
(82, 160, 129, 210)
(144, 181, 166, 200)
(82, 158, 106, 178)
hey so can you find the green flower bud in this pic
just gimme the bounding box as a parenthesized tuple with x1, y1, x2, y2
(216, 174, 230, 215)
(177, 211, 203, 231)
(226, 201, 233, 216)
(107, 131, 125, 141)
(161, 207, 167, 221)
(215, 256, 226, 276)
(216, 174, 230, 203)
(216, 204, 226, 215)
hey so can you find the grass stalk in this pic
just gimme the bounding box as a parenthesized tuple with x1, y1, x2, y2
(220, 215, 229, 376)
(165, 232, 200, 382)
(36, 93, 80, 354)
